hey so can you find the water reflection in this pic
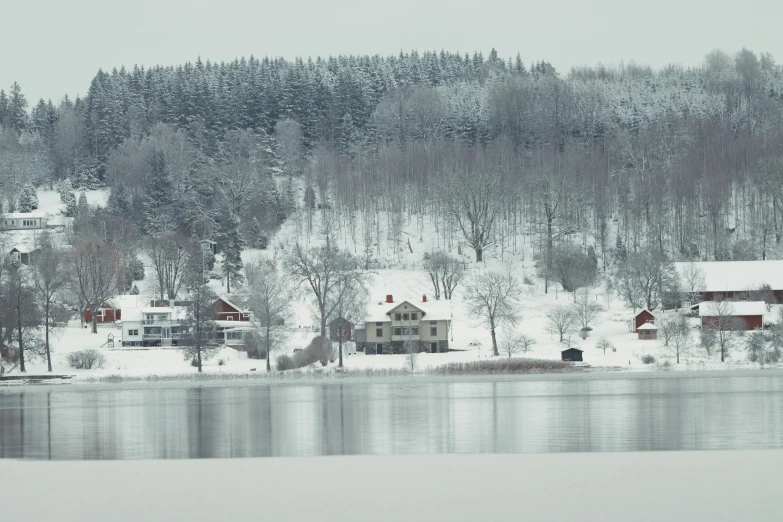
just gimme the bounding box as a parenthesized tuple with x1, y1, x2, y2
(2, 375, 783, 460)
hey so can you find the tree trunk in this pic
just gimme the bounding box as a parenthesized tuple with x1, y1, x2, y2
(197, 344, 203, 372)
(18, 304, 25, 373)
(45, 300, 52, 372)
(265, 326, 272, 372)
(475, 247, 483, 262)
(92, 315, 97, 334)
(338, 336, 343, 368)
(226, 271, 231, 294)
(490, 322, 499, 356)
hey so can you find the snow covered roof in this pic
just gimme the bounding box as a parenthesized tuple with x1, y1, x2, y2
(675, 260, 783, 292)
(218, 296, 249, 313)
(121, 308, 142, 322)
(699, 301, 766, 317)
(109, 294, 145, 310)
(634, 309, 654, 318)
(142, 307, 174, 314)
(366, 298, 453, 322)
(2, 212, 48, 219)
(637, 322, 658, 330)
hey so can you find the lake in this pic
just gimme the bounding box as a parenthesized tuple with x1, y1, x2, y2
(2, 373, 783, 459)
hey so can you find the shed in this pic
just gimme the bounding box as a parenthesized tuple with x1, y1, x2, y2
(637, 321, 658, 340)
(633, 309, 655, 331)
(561, 347, 584, 362)
(329, 317, 354, 341)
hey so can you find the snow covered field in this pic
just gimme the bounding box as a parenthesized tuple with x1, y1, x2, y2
(1, 451, 780, 522)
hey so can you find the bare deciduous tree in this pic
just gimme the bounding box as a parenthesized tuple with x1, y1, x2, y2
(246, 261, 290, 372)
(33, 233, 66, 372)
(701, 301, 743, 362)
(464, 268, 521, 356)
(546, 306, 576, 342)
(285, 243, 369, 364)
(423, 250, 465, 300)
(681, 262, 705, 304)
(442, 169, 503, 262)
(572, 291, 602, 339)
(67, 239, 119, 334)
(146, 233, 191, 302)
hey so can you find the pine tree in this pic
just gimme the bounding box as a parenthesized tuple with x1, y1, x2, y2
(17, 183, 38, 212)
(615, 234, 627, 263)
(251, 217, 268, 249)
(130, 284, 140, 295)
(58, 178, 73, 202)
(216, 210, 244, 293)
(143, 149, 176, 235)
(65, 192, 77, 217)
(78, 192, 89, 214)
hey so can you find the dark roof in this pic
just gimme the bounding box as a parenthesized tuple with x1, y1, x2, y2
(561, 347, 583, 352)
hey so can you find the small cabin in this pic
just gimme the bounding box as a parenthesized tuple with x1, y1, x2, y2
(637, 321, 658, 340)
(633, 309, 655, 331)
(85, 304, 120, 323)
(200, 239, 218, 255)
(561, 347, 584, 362)
(329, 317, 354, 341)
(9, 246, 39, 265)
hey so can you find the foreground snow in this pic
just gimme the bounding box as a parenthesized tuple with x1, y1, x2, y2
(1, 451, 780, 521)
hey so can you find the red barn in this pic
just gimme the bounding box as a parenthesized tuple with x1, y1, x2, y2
(84, 304, 120, 323)
(633, 309, 655, 331)
(215, 296, 251, 322)
(700, 301, 765, 331)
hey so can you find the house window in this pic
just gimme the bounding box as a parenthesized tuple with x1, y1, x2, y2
(242, 313, 250, 318)
(394, 327, 402, 336)
(403, 313, 409, 321)
(376, 322, 383, 326)
(395, 313, 402, 321)
(95, 309, 104, 318)
(226, 331, 242, 340)
(128, 329, 139, 336)
(411, 327, 419, 335)
(411, 313, 418, 321)
(376, 328, 383, 338)
(402, 327, 410, 335)
(430, 327, 437, 336)
(430, 321, 437, 325)
(226, 316, 233, 321)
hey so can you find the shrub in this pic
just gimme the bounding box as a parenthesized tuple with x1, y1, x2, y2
(128, 256, 145, 281)
(67, 349, 106, 370)
(276, 337, 322, 371)
(641, 354, 655, 364)
(244, 330, 268, 360)
(431, 359, 581, 375)
(190, 357, 200, 367)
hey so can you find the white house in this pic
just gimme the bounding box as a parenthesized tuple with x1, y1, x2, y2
(1, 212, 48, 230)
(121, 306, 188, 347)
(356, 294, 453, 354)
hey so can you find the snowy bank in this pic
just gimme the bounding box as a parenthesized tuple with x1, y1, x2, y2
(1, 451, 780, 522)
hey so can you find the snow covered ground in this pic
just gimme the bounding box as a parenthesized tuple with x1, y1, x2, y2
(5, 188, 782, 380)
(1, 451, 781, 522)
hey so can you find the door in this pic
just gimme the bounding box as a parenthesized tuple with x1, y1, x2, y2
(376, 343, 383, 355)
(431, 342, 438, 353)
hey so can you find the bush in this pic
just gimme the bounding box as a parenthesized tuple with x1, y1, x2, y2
(641, 354, 655, 364)
(276, 337, 323, 371)
(244, 330, 268, 360)
(431, 359, 582, 375)
(67, 349, 106, 370)
(190, 357, 200, 367)
(128, 256, 145, 281)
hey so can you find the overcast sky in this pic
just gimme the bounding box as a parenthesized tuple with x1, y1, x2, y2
(2, 0, 782, 104)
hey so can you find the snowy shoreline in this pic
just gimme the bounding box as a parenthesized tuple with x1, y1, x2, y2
(4, 365, 783, 391)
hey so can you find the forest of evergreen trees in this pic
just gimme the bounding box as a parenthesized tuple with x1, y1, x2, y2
(2, 48, 783, 267)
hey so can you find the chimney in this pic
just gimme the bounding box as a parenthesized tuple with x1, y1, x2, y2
(422, 294, 427, 302)
(386, 294, 393, 303)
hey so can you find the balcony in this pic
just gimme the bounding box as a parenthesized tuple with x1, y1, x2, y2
(391, 335, 421, 342)
(142, 318, 172, 325)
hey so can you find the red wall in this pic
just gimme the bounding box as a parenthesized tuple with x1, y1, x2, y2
(701, 315, 763, 331)
(85, 306, 118, 323)
(215, 299, 249, 321)
(635, 310, 654, 331)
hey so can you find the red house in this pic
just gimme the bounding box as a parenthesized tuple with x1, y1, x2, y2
(215, 296, 251, 322)
(329, 317, 353, 341)
(84, 304, 120, 323)
(633, 309, 655, 331)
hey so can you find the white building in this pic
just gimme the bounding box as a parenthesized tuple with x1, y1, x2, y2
(121, 306, 188, 347)
(1, 212, 48, 230)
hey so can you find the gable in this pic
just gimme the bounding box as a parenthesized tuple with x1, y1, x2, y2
(215, 297, 241, 314)
(388, 301, 425, 316)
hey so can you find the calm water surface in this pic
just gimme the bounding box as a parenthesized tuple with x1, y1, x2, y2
(2, 374, 783, 459)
